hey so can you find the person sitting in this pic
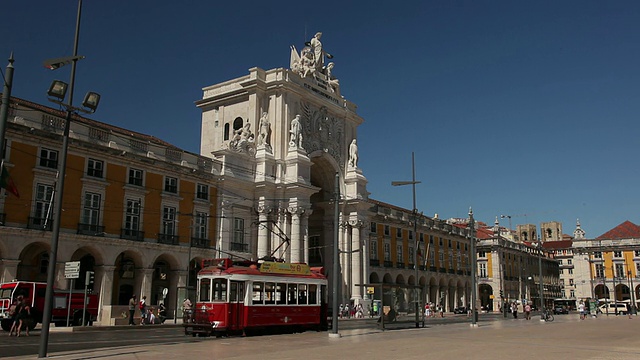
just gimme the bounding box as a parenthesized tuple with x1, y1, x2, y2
(148, 307, 157, 325)
(158, 303, 167, 324)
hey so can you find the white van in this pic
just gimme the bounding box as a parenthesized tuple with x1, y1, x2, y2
(598, 303, 628, 314)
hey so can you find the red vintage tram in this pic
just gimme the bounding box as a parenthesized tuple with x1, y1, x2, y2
(184, 258, 328, 337)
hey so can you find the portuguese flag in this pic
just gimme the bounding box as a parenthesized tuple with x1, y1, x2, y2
(0, 163, 19, 198)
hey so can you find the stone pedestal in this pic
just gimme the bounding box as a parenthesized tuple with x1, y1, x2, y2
(285, 147, 311, 185)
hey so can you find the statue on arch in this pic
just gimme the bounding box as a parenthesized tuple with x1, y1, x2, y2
(289, 114, 303, 149)
(348, 139, 358, 168)
(257, 112, 271, 147)
(290, 31, 334, 80)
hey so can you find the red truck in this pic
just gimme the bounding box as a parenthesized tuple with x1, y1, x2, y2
(0, 281, 99, 330)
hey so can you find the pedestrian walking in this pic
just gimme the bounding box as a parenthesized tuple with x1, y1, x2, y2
(8, 296, 21, 336)
(439, 304, 444, 318)
(511, 302, 518, 319)
(524, 302, 532, 320)
(15, 298, 30, 337)
(578, 301, 586, 320)
(128, 294, 137, 325)
(139, 295, 147, 325)
(627, 303, 633, 319)
(183, 298, 192, 323)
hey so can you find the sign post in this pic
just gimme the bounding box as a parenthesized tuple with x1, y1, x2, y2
(64, 261, 80, 326)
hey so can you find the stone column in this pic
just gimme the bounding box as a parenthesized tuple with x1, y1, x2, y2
(273, 207, 287, 260)
(350, 221, 363, 301)
(97, 265, 116, 324)
(217, 200, 232, 257)
(0, 259, 20, 283)
(290, 208, 302, 263)
(257, 205, 271, 259)
(339, 221, 349, 301)
(361, 225, 370, 298)
(138, 268, 155, 301)
(302, 211, 311, 264)
(54, 260, 66, 289)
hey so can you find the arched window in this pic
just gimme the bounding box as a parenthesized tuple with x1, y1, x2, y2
(155, 261, 168, 280)
(120, 259, 135, 279)
(39, 252, 49, 274)
(233, 117, 243, 132)
(223, 123, 230, 141)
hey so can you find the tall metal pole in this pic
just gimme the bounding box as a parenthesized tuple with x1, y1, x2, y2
(629, 267, 636, 314)
(330, 172, 340, 337)
(411, 152, 420, 328)
(391, 152, 421, 327)
(469, 208, 477, 326)
(0, 53, 15, 160)
(39, 1, 83, 357)
(612, 263, 617, 314)
(538, 240, 544, 320)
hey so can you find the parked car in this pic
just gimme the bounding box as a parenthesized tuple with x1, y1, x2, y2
(453, 307, 467, 314)
(598, 303, 627, 315)
(553, 306, 569, 315)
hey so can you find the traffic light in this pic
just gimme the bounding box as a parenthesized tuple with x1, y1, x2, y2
(500, 290, 504, 298)
(85, 271, 95, 285)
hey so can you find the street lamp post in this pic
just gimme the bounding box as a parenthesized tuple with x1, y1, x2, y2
(39, 1, 100, 357)
(330, 172, 341, 337)
(537, 239, 544, 320)
(391, 152, 421, 328)
(468, 208, 477, 326)
(0, 53, 15, 166)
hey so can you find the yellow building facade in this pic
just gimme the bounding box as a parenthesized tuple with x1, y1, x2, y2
(0, 97, 221, 324)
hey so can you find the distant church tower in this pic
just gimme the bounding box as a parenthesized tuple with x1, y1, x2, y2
(516, 224, 537, 242)
(573, 219, 586, 239)
(540, 221, 563, 241)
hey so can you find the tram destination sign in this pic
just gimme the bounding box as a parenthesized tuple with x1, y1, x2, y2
(261, 262, 311, 275)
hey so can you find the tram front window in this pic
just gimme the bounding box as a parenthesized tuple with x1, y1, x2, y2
(199, 278, 211, 301)
(212, 279, 227, 301)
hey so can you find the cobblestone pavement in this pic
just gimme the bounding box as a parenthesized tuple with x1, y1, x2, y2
(11, 314, 640, 360)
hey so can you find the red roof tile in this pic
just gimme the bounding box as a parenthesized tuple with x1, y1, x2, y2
(541, 240, 573, 250)
(596, 221, 640, 240)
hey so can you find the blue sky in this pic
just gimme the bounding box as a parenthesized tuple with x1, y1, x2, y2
(3, 1, 640, 238)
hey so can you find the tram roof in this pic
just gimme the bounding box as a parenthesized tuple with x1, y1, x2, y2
(198, 258, 326, 280)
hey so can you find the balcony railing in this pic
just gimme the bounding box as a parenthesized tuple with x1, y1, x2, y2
(230, 242, 249, 252)
(429, 266, 437, 272)
(369, 259, 380, 267)
(419, 265, 426, 271)
(191, 237, 210, 249)
(439, 267, 447, 273)
(121, 228, 145, 241)
(158, 233, 179, 245)
(77, 223, 105, 236)
(28, 217, 52, 231)
(0, 213, 5, 225)
(396, 263, 405, 269)
(383, 260, 393, 268)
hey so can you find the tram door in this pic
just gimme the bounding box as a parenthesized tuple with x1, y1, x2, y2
(229, 281, 245, 330)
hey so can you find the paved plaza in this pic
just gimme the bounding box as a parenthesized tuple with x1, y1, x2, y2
(11, 315, 640, 360)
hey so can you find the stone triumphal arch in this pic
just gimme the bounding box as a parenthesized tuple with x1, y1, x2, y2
(197, 33, 369, 303)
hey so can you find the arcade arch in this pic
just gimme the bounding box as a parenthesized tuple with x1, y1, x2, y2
(16, 242, 50, 282)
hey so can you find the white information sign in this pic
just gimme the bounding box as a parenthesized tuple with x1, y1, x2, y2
(65, 261, 80, 279)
